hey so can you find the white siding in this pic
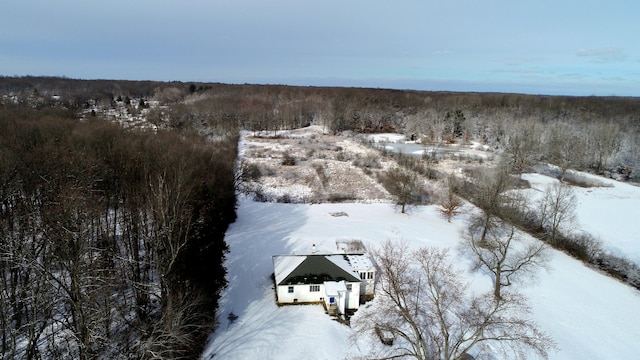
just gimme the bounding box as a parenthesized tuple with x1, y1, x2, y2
(277, 281, 360, 310)
(276, 284, 325, 304)
(357, 270, 376, 296)
(346, 282, 360, 309)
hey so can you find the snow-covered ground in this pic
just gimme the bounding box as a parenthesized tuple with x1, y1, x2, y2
(522, 172, 640, 266)
(203, 183, 640, 359)
(202, 128, 640, 359)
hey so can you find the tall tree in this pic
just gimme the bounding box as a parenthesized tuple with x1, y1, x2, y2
(381, 167, 422, 214)
(465, 163, 522, 243)
(437, 177, 464, 222)
(453, 109, 466, 139)
(536, 182, 577, 245)
(461, 220, 549, 300)
(354, 241, 556, 360)
(587, 122, 621, 173)
(504, 120, 541, 174)
(546, 123, 586, 182)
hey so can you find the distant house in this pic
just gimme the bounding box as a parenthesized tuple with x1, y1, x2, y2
(272, 252, 376, 315)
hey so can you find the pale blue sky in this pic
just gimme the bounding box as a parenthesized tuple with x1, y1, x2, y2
(2, 0, 639, 96)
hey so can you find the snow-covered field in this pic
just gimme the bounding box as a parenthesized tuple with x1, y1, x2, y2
(203, 180, 640, 359)
(202, 129, 640, 359)
(522, 172, 640, 266)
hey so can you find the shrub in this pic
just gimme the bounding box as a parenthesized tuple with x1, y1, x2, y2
(335, 150, 351, 162)
(352, 154, 382, 169)
(563, 171, 612, 188)
(595, 254, 640, 290)
(282, 151, 296, 166)
(241, 162, 262, 181)
(327, 193, 357, 202)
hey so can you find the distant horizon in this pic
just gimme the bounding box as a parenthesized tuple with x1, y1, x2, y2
(3, 73, 638, 99)
(3, 1, 639, 98)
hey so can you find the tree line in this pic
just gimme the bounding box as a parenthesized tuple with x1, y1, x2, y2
(0, 104, 237, 359)
(2, 76, 638, 359)
(167, 83, 640, 182)
(4, 77, 639, 184)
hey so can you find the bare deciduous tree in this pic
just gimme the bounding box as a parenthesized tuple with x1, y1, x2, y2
(461, 220, 549, 300)
(437, 178, 464, 222)
(466, 163, 524, 242)
(381, 167, 422, 214)
(143, 289, 214, 359)
(149, 165, 194, 321)
(536, 182, 577, 245)
(353, 241, 556, 360)
(587, 122, 621, 173)
(546, 123, 586, 182)
(504, 120, 542, 174)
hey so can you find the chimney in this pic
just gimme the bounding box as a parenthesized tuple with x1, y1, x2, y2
(312, 244, 317, 253)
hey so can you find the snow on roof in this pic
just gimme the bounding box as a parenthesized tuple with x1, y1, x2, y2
(325, 255, 360, 278)
(273, 254, 362, 285)
(324, 281, 347, 296)
(273, 255, 306, 285)
(345, 254, 375, 271)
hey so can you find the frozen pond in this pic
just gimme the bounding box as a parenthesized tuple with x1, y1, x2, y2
(375, 142, 458, 159)
(366, 133, 492, 162)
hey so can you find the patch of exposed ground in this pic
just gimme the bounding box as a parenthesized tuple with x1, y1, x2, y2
(240, 125, 498, 203)
(241, 126, 395, 203)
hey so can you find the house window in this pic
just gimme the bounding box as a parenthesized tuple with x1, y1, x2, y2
(288, 286, 294, 293)
(310, 285, 320, 292)
(346, 284, 352, 291)
(360, 272, 366, 280)
(367, 272, 374, 280)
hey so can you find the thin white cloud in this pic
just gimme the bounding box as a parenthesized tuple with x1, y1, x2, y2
(491, 68, 543, 75)
(558, 73, 587, 80)
(577, 46, 627, 63)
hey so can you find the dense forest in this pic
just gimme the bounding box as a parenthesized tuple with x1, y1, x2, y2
(6, 76, 633, 182)
(1, 76, 639, 358)
(0, 103, 237, 358)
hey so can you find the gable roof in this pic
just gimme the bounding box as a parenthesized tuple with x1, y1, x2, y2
(273, 254, 361, 286)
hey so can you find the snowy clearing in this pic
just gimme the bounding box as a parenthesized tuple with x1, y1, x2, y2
(522, 172, 640, 266)
(203, 197, 640, 359)
(203, 128, 640, 359)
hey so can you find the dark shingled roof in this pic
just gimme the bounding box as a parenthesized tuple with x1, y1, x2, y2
(277, 255, 360, 285)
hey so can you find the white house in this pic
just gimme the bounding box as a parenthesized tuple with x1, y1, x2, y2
(273, 253, 373, 315)
(345, 253, 376, 299)
(335, 240, 377, 299)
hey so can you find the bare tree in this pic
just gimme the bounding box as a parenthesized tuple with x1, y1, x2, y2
(353, 241, 556, 360)
(504, 120, 542, 174)
(461, 220, 549, 300)
(143, 289, 214, 359)
(466, 163, 523, 243)
(148, 165, 194, 319)
(536, 182, 577, 245)
(437, 177, 464, 222)
(587, 122, 621, 173)
(546, 123, 587, 182)
(381, 167, 422, 214)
